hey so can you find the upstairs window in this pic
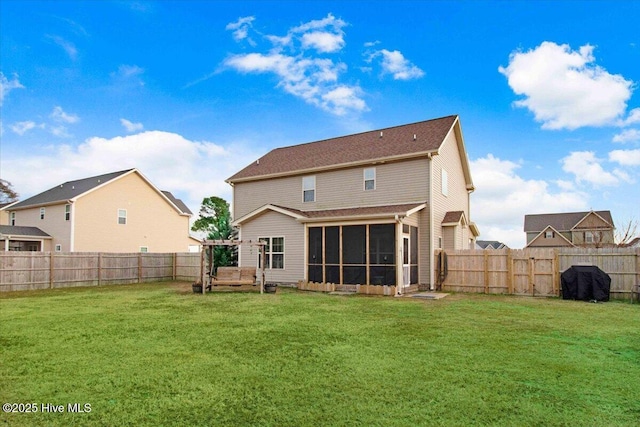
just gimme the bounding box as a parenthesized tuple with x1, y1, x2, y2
(10, 212, 15, 225)
(545, 231, 554, 239)
(118, 209, 127, 225)
(585, 231, 594, 243)
(364, 167, 376, 190)
(65, 204, 71, 221)
(441, 169, 448, 197)
(40, 207, 45, 220)
(303, 176, 315, 203)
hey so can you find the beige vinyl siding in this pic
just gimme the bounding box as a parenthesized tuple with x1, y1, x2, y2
(431, 130, 471, 250)
(233, 157, 430, 219)
(73, 173, 193, 252)
(239, 210, 304, 284)
(10, 204, 72, 252)
(418, 209, 431, 286)
(528, 232, 573, 248)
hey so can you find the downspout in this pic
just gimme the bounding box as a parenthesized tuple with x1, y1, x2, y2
(69, 201, 75, 252)
(428, 153, 435, 290)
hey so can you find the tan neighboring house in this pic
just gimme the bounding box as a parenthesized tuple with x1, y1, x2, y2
(227, 115, 479, 292)
(524, 210, 615, 248)
(3, 169, 200, 252)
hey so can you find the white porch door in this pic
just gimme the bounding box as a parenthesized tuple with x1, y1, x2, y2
(403, 236, 410, 287)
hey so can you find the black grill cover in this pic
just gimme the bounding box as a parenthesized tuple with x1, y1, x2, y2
(561, 265, 611, 302)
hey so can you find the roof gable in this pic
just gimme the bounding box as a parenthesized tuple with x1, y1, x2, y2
(227, 115, 458, 182)
(525, 225, 574, 248)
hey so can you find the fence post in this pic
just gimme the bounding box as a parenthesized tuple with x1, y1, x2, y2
(138, 252, 142, 283)
(636, 248, 640, 303)
(483, 251, 489, 294)
(98, 252, 102, 286)
(529, 257, 535, 296)
(49, 252, 54, 289)
(553, 249, 560, 297)
(506, 249, 513, 295)
(173, 253, 177, 281)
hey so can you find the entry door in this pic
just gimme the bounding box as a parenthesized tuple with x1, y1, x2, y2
(403, 236, 410, 287)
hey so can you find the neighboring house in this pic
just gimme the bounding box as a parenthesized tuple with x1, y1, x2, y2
(4, 169, 200, 252)
(524, 210, 615, 248)
(476, 240, 508, 250)
(0, 202, 18, 225)
(227, 115, 479, 292)
(0, 225, 52, 251)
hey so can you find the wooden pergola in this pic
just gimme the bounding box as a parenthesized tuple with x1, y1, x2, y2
(199, 239, 267, 294)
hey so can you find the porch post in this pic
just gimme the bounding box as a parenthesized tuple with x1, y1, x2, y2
(395, 220, 403, 296)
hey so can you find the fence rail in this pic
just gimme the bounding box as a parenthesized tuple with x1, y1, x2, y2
(0, 252, 201, 292)
(437, 247, 640, 301)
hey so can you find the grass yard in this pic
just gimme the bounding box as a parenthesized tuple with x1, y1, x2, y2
(1, 283, 639, 426)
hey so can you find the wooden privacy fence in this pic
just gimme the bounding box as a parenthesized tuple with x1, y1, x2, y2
(0, 252, 201, 292)
(436, 247, 640, 301)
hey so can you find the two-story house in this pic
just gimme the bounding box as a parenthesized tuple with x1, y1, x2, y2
(227, 115, 479, 293)
(524, 210, 615, 248)
(3, 169, 200, 252)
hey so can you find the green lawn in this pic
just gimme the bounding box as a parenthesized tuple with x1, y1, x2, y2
(1, 283, 639, 426)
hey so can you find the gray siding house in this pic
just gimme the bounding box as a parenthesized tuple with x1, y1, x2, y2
(524, 210, 615, 248)
(227, 115, 479, 293)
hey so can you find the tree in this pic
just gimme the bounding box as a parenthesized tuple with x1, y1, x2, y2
(0, 179, 19, 204)
(191, 196, 238, 270)
(615, 218, 638, 246)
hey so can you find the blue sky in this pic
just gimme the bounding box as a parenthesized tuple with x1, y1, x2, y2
(1, 0, 639, 248)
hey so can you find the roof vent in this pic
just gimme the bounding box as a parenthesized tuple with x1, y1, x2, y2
(380, 131, 383, 138)
(256, 159, 260, 165)
(413, 134, 417, 140)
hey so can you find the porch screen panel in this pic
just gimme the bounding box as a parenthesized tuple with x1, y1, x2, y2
(369, 224, 396, 285)
(308, 227, 323, 282)
(325, 227, 340, 283)
(342, 225, 366, 284)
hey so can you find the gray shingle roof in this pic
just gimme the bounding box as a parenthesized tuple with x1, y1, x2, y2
(0, 225, 51, 237)
(524, 211, 613, 232)
(10, 169, 134, 209)
(162, 191, 193, 215)
(227, 115, 458, 182)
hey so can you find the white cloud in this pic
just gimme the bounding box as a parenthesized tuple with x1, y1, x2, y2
(46, 34, 78, 60)
(0, 72, 25, 106)
(470, 154, 587, 248)
(369, 49, 424, 80)
(2, 131, 265, 216)
(609, 149, 640, 166)
(50, 125, 71, 138)
(225, 16, 256, 44)
(120, 118, 144, 132)
(223, 14, 366, 116)
(117, 64, 144, 78)
(50, 106, 79, 124)
(561, 151, 620, 186)
(612, 128, 640, 143)
(300, 31, 345, 53)
(499, 42, 633, 130)
(619, 108, 640, 126)
(10, 121, 39, 135)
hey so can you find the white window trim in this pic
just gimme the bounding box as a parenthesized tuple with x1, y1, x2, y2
(258, 236, 285, 269)
(441, 169, 448, 197)
(140, 246, 149, 253)
(118, 209, 127, 225)
(40, 207, 45, 220)
(585, 231, 594, 243)
(55, 244, 62, 252)
(10, 212, 15, 225)
(545, 231, 554, 239)
(65, 204, 71, 221)
(302, 176, 316, 203)
(364, 167, 376, 191)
